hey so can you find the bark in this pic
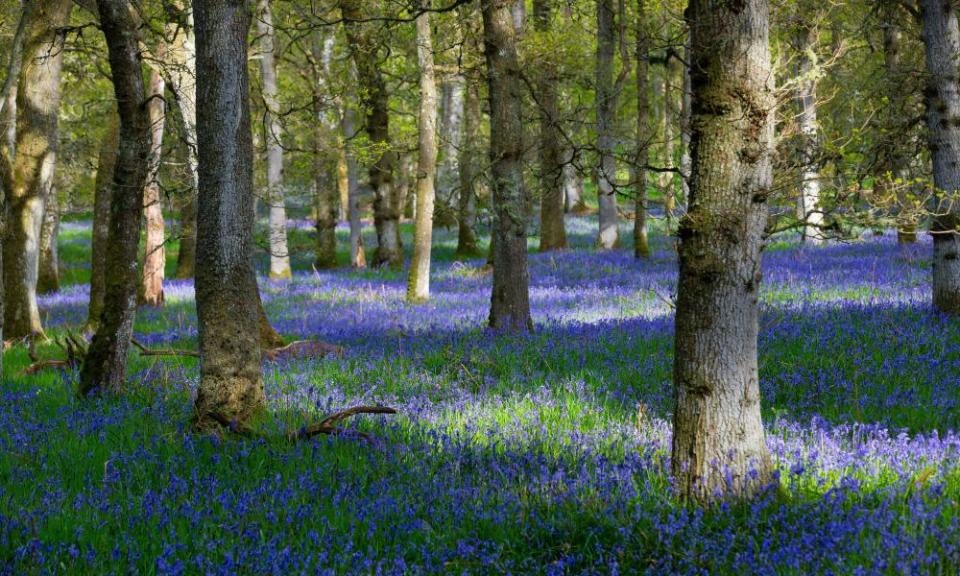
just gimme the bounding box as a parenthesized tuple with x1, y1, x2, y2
(562, 148, 585, 212)
(3, 0, 72, 340)
(312, 30, 338, 269)
(880, 0, 914, 243)
(679, 35, 692, 206)
(256, 0, 291, 279)
(192, 0, 266, 431)
(483, 0, 532, 331)
(795, 25, 824, 244)
(87, 115, 119, 331)
(407, 4, 439, 302)
(37, 198, 60, 293)
(437, 77, 464, 196)
(257, 289, 284, 349)
(342, 104, 366, 268)
(920, 0, 960, 314)
(633, 0, 649, 259)
(672, 0, 775, 502)
(165, 1, 199, 279)
(456, 60, 482, 257)
(140, 65, 166, 306)
(79, 0, 152, 396)
(595, 0, 619, 249)
(534, 0, 567, 252)
(341, 0, 401, 269)
(655, 53, 676, 217)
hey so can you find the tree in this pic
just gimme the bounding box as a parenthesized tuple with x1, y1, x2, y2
(794, 20, 825, 244)
(407, 2, 439, 302)
(86, 116, 119, 332)
(192, 0, 266, 430)
(672, 0, 775, 501)
(595, 0, 619, 249)
(37, 197, 60, 293)
(534, 0, 567, 252)
(165, 0, 199, 280)
(312, 29, 339, 270)
(79, 0, 152, 395)
(140, 63, 167, 306)
(482, 0, 532, 331)
(256, 0, 292, 280)
(3, 0, 73, 340)
(455, 23, 483, 258)
(341, 0, 402, 269)
(920, 0, 960, 314)
(633, 0, 650, 259)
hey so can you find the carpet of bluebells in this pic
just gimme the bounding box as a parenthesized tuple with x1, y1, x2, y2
(3, 216, 960, 575)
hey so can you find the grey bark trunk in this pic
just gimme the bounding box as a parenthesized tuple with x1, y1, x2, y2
(563, 148, 585, 212)
(456, 63, 482, 257)
(483, 0, 532, 331)
(192, 0, 266, 431)
(679, 35, 692, 206)
(37, 197, 60, 294)
(313, 32, 338, 269)
(920, 0, 960, 313)
(341, 0, 401, 269)
(880, 1, 914, 243)
(534, 0, 567, 252)
(795, 26, 824, 244)
(140, 64, 166, 306)
(256, 0, 292, 279)
(437, 75, 464, 201)
(407, 5, 439, 302)
(80, 0, 152, 396)
(633, 0, 649, 259)
(87, 116, 119, 331)
(165, 1, 199, 279)
(3, 0, 72, 340)
(672, 0, 775, 502)
(342, 104, 366, 268)
(595, 0, 619, 249)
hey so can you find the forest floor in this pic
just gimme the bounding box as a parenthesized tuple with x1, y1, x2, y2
(2, 215, 959, 574)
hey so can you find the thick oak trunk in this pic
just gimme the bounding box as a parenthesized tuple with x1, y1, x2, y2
(3, 0, 72, 340)
(483, 0, 532, 331)
(79, 0, 152, 395)
(920, 0, 960, 313)
(192, 0, 265, 430)
(407, 5, 439, 302)
(672, 0, 775, 501)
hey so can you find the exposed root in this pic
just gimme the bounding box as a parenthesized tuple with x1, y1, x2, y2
(21, 332, 88, 375)
(263, 340, 344, 362)
(288, 406, 397, 441)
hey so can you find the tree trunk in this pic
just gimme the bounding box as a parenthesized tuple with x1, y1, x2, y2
(437, 73, 464, 202)
(313, 31, 338, 269)
(192, 0, 265, 431)
(257, 288, 284, 349)
(79, 0, 152, 396)
(595, 0, 619, 249)
(534, 0, 567, 252)
(256, 0, 292, 280)
(657, 50, 677, 217)
(672, 0, 775, 502)
(880, 0, 915, 244)
(795, 25, 824, 244)
(679, 34, 692, 207)
(87, 115, 119, 331)
(456, 67, 482, 257)
(3, 0, 72, 340)
(342, 103, 366, 268)
(140, 65, 167, 306)
(563, 149, 585, 212)
(37, 198, 60, 294)
(633, 0, 649, 259)
(341, 0, 401, 269)
(920, 0, 960, 314)
(165, 0, 199, 280)
(407, 4, 439, 302)
(483, 0, 532, 331)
